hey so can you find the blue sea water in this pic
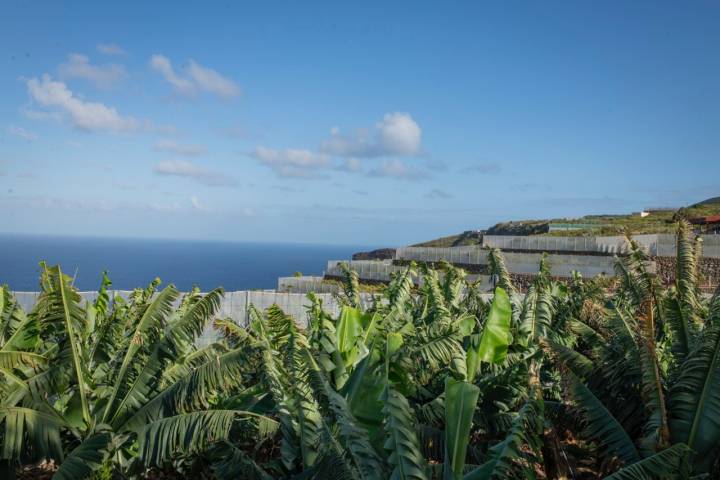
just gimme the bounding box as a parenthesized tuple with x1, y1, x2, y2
(0, 234, 374, 292)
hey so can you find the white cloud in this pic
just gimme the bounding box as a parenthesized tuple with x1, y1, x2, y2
(7, 126, 38, 141)
(187, 60, 241, 98)
(249, 146, 330, 178)
(150, 55, 241, 98)
(367, 159, 428, 181)
(153, 159, 236, 187)
(190, 195, 209, 211)
(149, 55, 194, 94)
(59, 53, 126, 89)
(96, 43, 126, 56)
(377, 112, 422, 155)
(26, 75, 139, 132)
(154, 139, 206, 157)
(321, 112, 422, 158)
(336, 158, 363, 173)
(249, 112, 423, 179)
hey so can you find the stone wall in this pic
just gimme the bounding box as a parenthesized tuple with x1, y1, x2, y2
(654, 257, 720, 293)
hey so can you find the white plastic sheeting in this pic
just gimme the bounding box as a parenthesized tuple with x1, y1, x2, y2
(325, 259, 402, 282)
(277, 276, 341, 294)
(394, 248, 621, 278)
(11, 289, 376, 329)
(483, 235, 630, 254)
(394, 246, 487, 265)
(482, 234, 719, 258)
(324, 260, 494, 291)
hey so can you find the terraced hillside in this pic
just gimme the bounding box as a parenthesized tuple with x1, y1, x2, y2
(413, 195, 720, 247)
(283, 222, 720, 296)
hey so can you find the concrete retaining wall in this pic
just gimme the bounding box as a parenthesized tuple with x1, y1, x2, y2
(502, 251, 620, 277)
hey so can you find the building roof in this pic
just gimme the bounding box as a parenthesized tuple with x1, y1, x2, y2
(690, 215, 720, 224)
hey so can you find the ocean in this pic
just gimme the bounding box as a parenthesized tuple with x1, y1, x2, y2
(0, 234, 374, 292)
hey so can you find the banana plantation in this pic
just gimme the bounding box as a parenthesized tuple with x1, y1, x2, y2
(2, 221, 720, 479)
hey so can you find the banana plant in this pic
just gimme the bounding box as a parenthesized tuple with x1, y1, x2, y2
(0, 264, 271, 479)
(2, 220, 717, 479)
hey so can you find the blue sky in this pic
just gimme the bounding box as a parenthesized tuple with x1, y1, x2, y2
(1, 1, 718, 246)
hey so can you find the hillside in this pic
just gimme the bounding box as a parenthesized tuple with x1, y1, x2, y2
(413, 195, 720, 246)
(412, 230, 483, 247)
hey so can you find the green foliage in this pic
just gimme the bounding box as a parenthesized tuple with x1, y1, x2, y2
(2, 220, 719, 479)
(602, 443, 692, 480)
(0, 269, 233, 478)
(444, 378, 479, 480)
(473, 287, 512, 364)
(383, 387, 428, 480)
(487, 249, 515, 295)
(463, 397, 544, 479)
(53, 432, 113, 480)
(566, 371, 641, 465)
(669, 295, 720, 471)
(338, 262, 361, 308)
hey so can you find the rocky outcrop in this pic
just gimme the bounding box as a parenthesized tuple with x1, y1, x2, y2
(352, 248, 396, 261)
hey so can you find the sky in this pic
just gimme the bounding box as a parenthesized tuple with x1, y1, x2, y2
(0, 1, 718, 246)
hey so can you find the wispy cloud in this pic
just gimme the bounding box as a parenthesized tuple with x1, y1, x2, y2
(510, 182, 551, 192)
(154, 139, 206, 157)
(248, 146, 331, 178)
(58, 53, 126, 89)
(367, 159, 429, 181)
(424, 159, 448, 171)
(461, 162, 502, 174)
(153, 159, 237, 187)
(150, 55, 241, 98)
(96, 43, 126, 56)
(7, 125, 38, 141)
(335, 158, 363, 173)
(16, 172, 38, 179)
(26, 75, 139, 132)
(321, 112, 422, 158)
(0, 193, 187, 214)
(425, 188, 453, 199)
(222, 124, 261, 141)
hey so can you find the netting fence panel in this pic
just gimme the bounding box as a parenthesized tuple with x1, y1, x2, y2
(395, 247, 488, 264)
(277, 276, 340, 294)
(483, 235, 632, 254)
(702, 235, 720, 258)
